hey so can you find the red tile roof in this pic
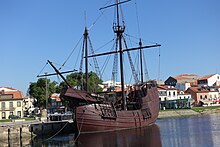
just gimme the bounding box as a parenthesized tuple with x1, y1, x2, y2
(187, 86, 218, 93)
(3, 91, 23, 98)
(176, 74, 198, 77)
(157, 85, 176, 90)
(0, 87, 17, 91)
(0, 87, 24, 98)
(171, 74, 199, 85)
(198, 74, 215, 81)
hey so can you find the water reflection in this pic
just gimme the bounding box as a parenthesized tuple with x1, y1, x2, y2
(157, 114, 220, 147)
(76, 124, 162, 147)
(29, 124, 161, 147)
(30, 134, 75, 147)
(0, 136, 32, 147)
(6, 114, 220, 146)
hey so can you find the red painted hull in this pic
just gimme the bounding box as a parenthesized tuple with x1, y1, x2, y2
(75, 87, 159, 133)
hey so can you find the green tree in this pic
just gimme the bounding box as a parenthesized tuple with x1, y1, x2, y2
(29, 78, 57, 109)
(58, 71, 102, 93)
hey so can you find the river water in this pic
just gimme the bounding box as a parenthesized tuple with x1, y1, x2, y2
(6, 114, 220, 147)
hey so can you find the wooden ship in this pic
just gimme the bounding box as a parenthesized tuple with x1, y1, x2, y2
(49, 0, 161, 133)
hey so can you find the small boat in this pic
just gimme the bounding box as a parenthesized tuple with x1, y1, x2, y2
(49, 0, 161, 133)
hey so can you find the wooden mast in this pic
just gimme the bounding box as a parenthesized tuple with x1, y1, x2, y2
(139, 39, 144, 83)
(84, 27, 89, 92)
(114, 0, 126, 110)
(89, 0, 161, 110)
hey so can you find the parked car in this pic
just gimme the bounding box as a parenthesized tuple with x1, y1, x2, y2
(8, 115, 20, 119)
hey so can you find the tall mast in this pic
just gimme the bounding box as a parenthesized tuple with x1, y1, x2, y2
(84, 27, 89, 92)
(89, 0, 161, 110)
(113, 0, 126, 110)
(139, 39, 144, 83)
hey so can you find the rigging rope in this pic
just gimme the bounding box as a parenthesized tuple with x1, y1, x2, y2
(79, 36, 85, 73)
(124, 33, 159, 45)
(143, 51, 150, 81)
(135, 0, 141, 38)
(100, 38, 117, 77)
(94, 38, 115, 52)
(37, 62, 48, 77)
(111, 37, 119, 84)
(59, 35, 84, 70)
(122, 36, 139, 84)
(101, 54, 111, 77)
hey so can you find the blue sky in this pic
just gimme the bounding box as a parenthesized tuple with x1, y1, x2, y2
(1, 0, 220, 95)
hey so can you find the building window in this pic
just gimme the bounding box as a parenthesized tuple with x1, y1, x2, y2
(17, 101, 21, 107)
(10, 102, 13, 107)
(173, 92, 176, 96)
(9, 102, 13, 109)
(1, 102, 5, 110)
(2, 112, 6, 119)
(200, 95, 202, 99)
(17, 111, 21, 117)
(169, 92, 171, 96)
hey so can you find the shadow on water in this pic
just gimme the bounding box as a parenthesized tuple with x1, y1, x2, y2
(76, 124, 162, 147)
(29, 124, 162, 147)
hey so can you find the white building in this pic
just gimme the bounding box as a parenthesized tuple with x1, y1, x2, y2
(102, 80, 121, 87)
(158, 85, 178, 101)
(158, 85, 192, 109)
(197, 74, 220, 87)
(177, 90, 192, 101)
(0, 87, 24, 119)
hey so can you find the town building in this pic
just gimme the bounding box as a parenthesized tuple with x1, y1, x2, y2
(47, 93, 64, 114)
(186, 86, 219, 106)
(197, 74, 220, 87)
(102, 80, 122, 88)
(0, 87, 24, 119)
(165, 74, 199, 87)
(158, 85, 191, 109)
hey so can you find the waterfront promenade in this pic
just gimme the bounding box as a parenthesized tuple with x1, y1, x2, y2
(158, 106, 220, 119)
(158, 109, 200, 118)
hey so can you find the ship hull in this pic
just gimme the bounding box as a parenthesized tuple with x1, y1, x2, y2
(75, 87, 159, 133)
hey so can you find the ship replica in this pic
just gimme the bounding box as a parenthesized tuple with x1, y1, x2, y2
(49, 0, 161, 133)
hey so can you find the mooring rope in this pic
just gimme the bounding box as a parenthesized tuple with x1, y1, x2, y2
(73, 110, 85, 142)
(44, 121, 70, 141)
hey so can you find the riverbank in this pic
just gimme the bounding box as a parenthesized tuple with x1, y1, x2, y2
(0, 120, 39, 141)
(158, 106, 220, 119)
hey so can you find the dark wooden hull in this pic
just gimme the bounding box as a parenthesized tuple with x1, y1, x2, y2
(75, 87, 159, 133)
